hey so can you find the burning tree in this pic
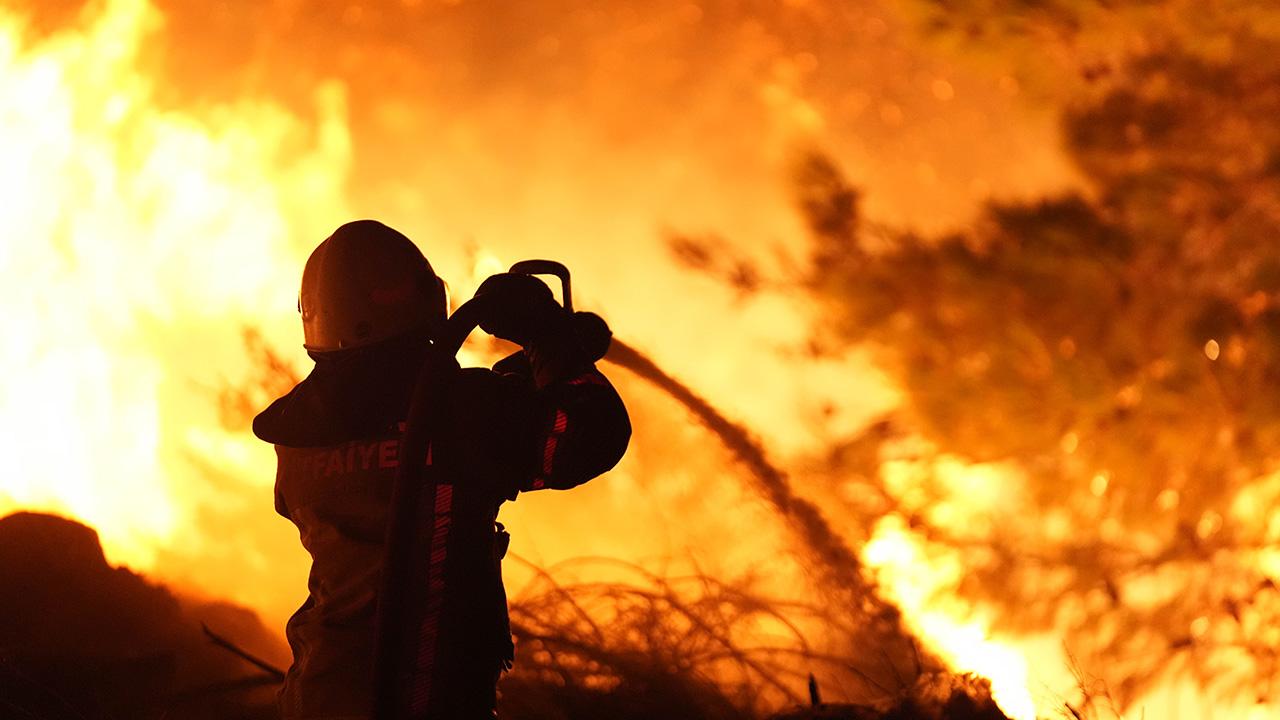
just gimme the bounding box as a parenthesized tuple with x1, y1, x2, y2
(676, 0, 1280, 710)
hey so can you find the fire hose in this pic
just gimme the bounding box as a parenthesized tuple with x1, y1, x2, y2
(370, 259, 913, 718)
(371, 260, 607, 720)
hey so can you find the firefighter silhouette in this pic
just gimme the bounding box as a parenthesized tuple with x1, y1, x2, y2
(254, 220, 631, 719)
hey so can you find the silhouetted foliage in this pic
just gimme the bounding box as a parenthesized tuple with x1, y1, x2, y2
(666, 1, 1280, 710)
(498, 557, 1008, 720)
(768, 1, 1280, 709)
(769, 672, 1007, 720)
(500, 557, 768, 720)
(219, 327, 302, 432)
(605, 338, 934, 698)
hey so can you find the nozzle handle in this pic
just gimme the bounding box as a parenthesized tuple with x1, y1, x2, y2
(508, 259, 572, 312)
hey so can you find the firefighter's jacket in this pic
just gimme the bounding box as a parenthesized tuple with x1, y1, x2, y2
(253, 332, 630, 719)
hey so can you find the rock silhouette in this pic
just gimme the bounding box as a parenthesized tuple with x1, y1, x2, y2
(0, 511, 287, 720)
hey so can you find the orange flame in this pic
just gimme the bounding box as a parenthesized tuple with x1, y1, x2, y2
(0, 0, 347, 569)
(3, 1, 1270, 719)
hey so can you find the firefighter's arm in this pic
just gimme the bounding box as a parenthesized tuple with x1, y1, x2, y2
(520, 348, 629, 492)
(477, 274, 631, 492)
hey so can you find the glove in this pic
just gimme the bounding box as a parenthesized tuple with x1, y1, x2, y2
(571, 311, 612, 361)
(473, 273, 565, 346)
(490, 312, 612, 377)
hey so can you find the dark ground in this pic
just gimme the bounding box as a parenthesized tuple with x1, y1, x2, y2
(0, 511, 284, 719)
(0, 511, 1010, 720)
